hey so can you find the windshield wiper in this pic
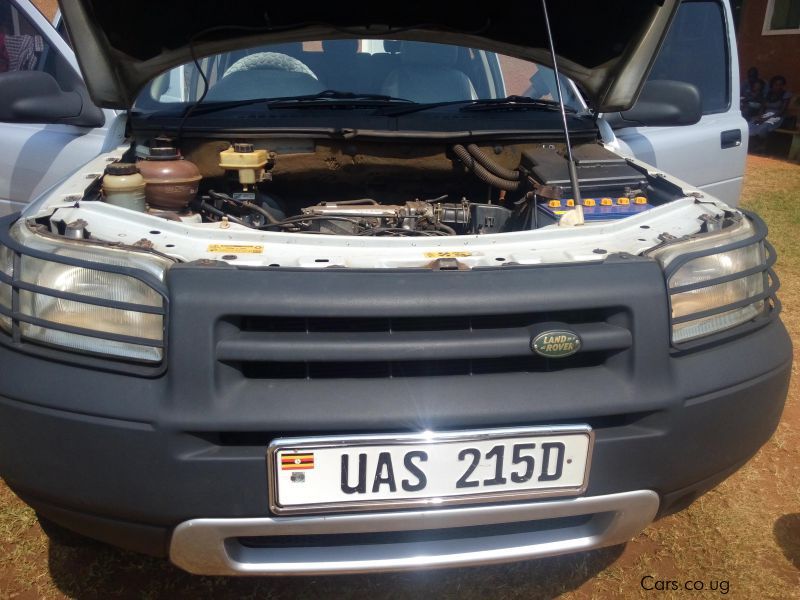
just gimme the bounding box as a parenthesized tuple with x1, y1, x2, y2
(179, 90, 415, 118)
(182, 97, 279, 117)
(265, 90, 415, 109)
(378, 95, 570, 117)
(460, 96, 572, 112)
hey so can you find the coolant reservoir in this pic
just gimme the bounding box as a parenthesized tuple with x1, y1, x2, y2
(102, 163, 146, 212)
(136, 143, 202, 210)
(219, 143, 269, 187)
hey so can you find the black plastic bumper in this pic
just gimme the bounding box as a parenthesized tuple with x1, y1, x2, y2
(0, 259, 792, 557)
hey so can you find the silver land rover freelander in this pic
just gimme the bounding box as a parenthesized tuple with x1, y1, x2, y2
(0, 0, 791, 576)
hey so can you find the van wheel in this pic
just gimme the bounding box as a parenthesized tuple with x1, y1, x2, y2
(36, 514, 95, 548)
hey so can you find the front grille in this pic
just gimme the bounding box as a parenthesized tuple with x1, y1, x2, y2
(216, 310, 630, 380)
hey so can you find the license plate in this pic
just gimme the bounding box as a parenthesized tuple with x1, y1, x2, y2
(268, 426, 593, 515)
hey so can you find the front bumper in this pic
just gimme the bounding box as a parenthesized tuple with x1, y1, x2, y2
(170, 490, 659, 575)
(0, 258, 792, 574)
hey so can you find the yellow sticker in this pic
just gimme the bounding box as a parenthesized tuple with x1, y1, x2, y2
(207, 244, 264, 254)
(424, 251, 473, 259)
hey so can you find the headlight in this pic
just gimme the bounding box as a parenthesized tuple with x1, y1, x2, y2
(0, 219, 171, 363)
(650, 215, 773, 343)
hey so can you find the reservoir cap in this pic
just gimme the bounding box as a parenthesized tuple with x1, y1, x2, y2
(105, 162, 139, 176)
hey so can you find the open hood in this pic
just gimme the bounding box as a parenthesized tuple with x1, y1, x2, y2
(59, 0, 679, 112)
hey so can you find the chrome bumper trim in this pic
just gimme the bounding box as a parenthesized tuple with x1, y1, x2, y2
(169, 490, 659, 576)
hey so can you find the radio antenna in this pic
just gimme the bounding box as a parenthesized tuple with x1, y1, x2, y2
(541, 0, 584, 225)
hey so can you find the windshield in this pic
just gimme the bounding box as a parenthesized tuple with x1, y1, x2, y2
(134, 39, 583, 112)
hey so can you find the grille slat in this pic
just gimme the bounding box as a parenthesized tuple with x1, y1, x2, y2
(218, 311, 629, 380)
(217, 329, 530, 363)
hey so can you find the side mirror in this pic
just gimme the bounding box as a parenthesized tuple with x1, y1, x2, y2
(0, 70, 104, 127)
(607, 80, 702, 128)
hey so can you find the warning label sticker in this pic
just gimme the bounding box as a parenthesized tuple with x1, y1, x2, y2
(423, 251, 473, 259)
(207, 245, 264, 254)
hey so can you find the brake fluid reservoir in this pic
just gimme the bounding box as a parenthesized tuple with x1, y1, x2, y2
(219, 143, 269, 188)
(102, 163, 146, 212)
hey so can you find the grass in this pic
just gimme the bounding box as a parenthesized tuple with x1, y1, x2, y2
(0, 156, 799, 599)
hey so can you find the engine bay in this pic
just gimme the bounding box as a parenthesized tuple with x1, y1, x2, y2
(24, 136, 735, 268)
(92, 137, 668, 236)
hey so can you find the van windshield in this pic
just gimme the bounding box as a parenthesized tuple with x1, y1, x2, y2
(133, 39, 582, 112)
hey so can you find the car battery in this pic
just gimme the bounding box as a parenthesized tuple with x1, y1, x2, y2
(521, 144, 649, 198)
(538, 196, 652, 222)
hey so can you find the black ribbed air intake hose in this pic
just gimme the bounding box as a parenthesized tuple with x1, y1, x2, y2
(452, 144, 520, 191)
(466, 144, 520, 181)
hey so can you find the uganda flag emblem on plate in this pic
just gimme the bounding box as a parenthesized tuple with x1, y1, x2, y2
(281, 452, 315, 470)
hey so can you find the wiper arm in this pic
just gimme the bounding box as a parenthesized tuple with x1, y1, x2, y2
(378, 99, 479, 117)
(266, 90, 415, 109)
(283, 90, 414, 103)
(379, 96, 569, 117)
(180, 90, 414, 118)
(183, 97, 274, 117)
(460, 96, 571, 112)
